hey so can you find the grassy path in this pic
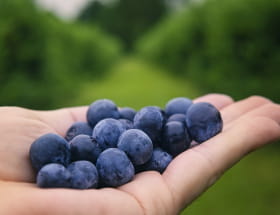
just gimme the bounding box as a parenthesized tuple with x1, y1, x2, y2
(73, 57, 200, 109)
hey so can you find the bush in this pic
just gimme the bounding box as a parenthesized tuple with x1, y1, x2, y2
(0, 0, 122, 109)
(137, 0, 280, 102)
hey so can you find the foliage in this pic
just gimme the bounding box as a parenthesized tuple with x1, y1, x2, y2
(0, 0, 122, 109)
(137, 0, 280, 102)
(78, 0, 168, 49)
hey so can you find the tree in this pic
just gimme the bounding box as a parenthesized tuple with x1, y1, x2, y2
(137, 0, 280, 102)
(0, 0, 122, 109)
(78, 0, 168, 50)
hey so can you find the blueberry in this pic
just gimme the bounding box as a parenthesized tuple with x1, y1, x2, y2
(186, 102, 223, 143)
(92, 119, 125, 150)
(162, 121, 191, 157)
(96, 148, 135, 187)
(119, 107, 136, 121)
(68, 161, 99, 189)
(119, 119, 134, 130)
(65, 122, 92, 141)
(165, 97, 193, 117)
(87, 99, 120, 127)
(37, 163, 71, 188)
(142, 148, 172, 174)
(134, 106, 164, 142)
(70, 135, 102, 164)
(29, 133, 71, 171)
(118, 129, 153, 165)
(167, 114, 186, 126)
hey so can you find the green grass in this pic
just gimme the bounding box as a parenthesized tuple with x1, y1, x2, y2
(72, 57, 201, 109)
(182, 142, 280, 215)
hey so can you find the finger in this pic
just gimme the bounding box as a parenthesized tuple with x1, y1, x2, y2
(35, 106, 88, 136)
(163, 103, 280, 210)
(193, 93, 234, 110)
(225, 102, 280, 131)
(221, 96, 271, 125)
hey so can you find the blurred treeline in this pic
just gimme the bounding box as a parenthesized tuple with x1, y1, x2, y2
(78, 0, 168, 50)
(0, 0, 122, 109)
(137, 0, 280, 102)
(0, 0, 279, 110)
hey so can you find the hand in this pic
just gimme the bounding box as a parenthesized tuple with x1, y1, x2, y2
(0, 94, 279, 215)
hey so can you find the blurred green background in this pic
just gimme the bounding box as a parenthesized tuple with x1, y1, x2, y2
(0, 0, 279, 214)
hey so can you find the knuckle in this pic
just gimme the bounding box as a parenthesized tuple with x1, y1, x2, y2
(262, 102, 280, 113)
(247, 95, 272, 104)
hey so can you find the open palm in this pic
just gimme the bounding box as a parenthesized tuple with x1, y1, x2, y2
(0, 94, 279, 215)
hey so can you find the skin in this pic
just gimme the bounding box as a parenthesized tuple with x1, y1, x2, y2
(0, 94, 280, 215)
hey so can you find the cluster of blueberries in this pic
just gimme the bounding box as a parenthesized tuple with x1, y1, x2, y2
(29, 97, 223, 189)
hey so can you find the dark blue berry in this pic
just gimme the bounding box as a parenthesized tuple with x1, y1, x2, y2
(37, 163, 71, 188)
(30, 133, 70, 171)
(142, 148, 172, 174)
(167, 114, 186, 126)
(134, 106, 163, 142)
(92, 119, 125, 150)
(119, 119, 134, 130)
(96, 148, 135, 187)
(186, 102, 223, 143)
(162, 121, 191, 156)
(68, 161, 99, 189)
(119, 107, 136, 121)
(165, 97, 192, 117)
(87, 99, 120, 127)
(65, 122, 92, 141)
(70, 135, 102, 164)
(118, 129, 153, 165)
